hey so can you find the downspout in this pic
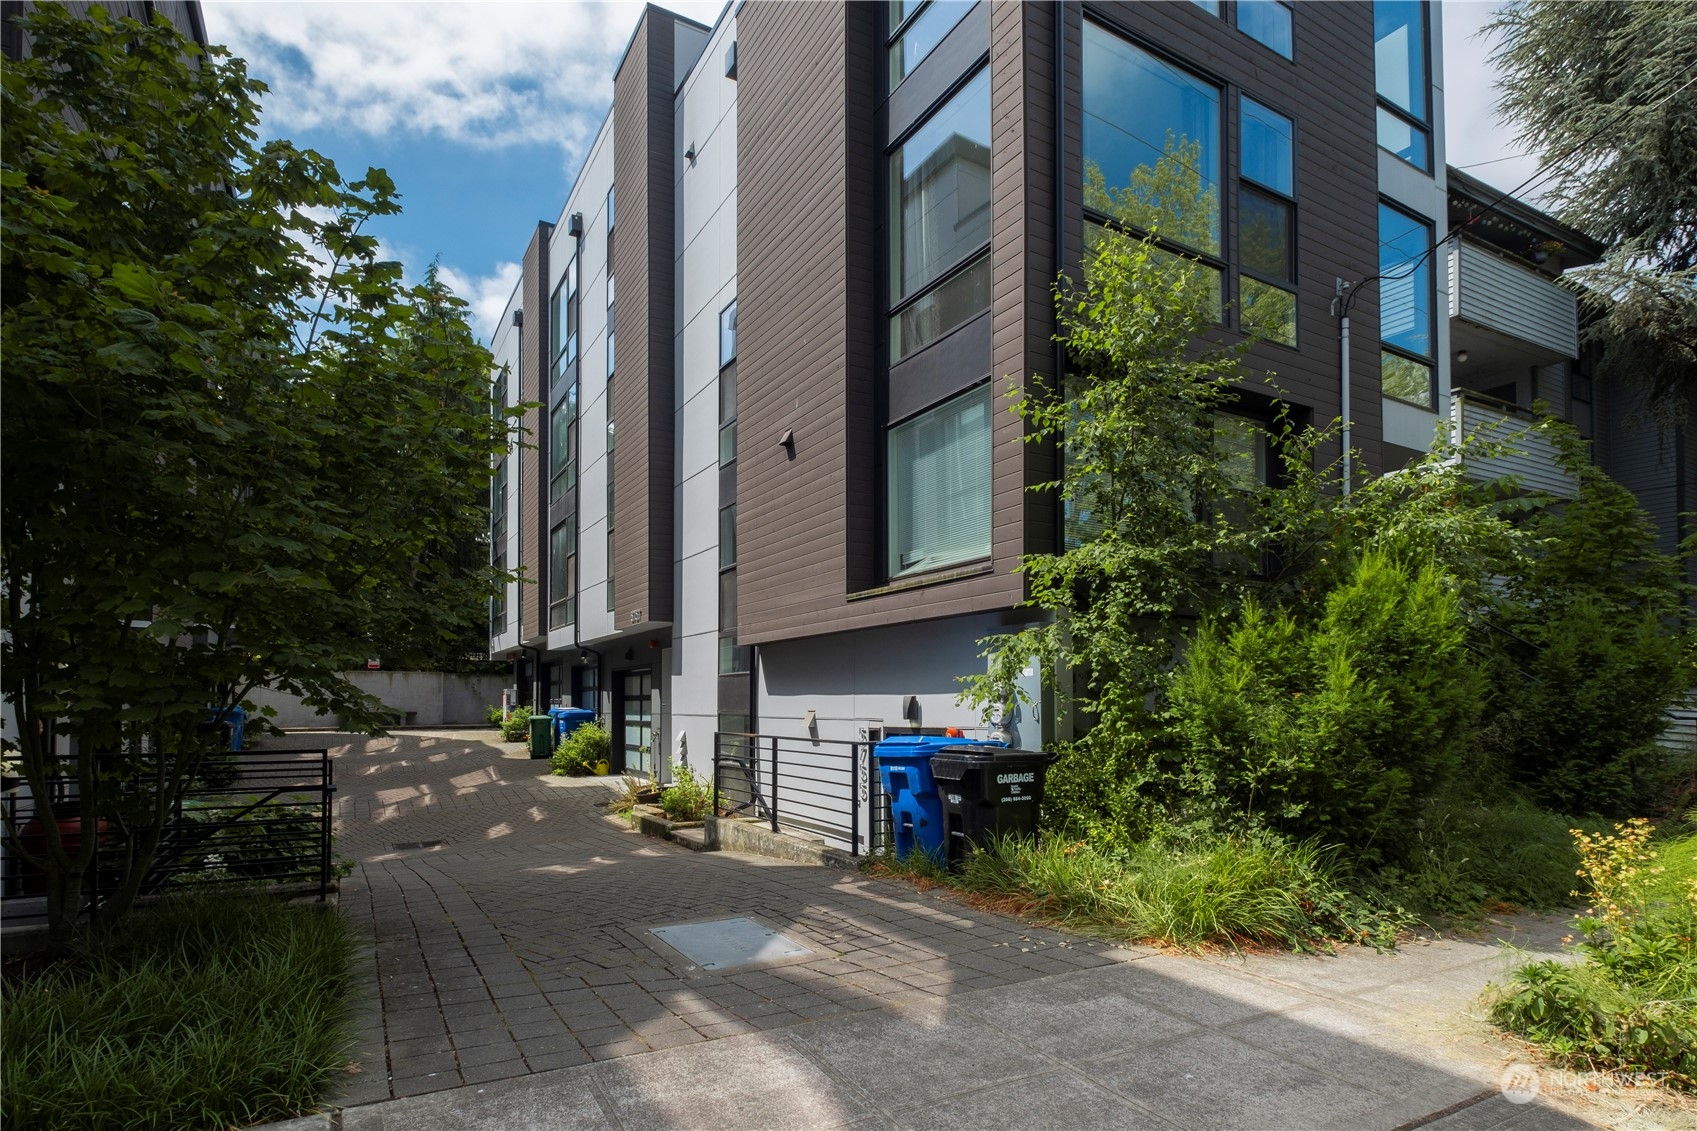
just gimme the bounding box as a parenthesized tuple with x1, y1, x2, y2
(1333, 279, 1353, 495)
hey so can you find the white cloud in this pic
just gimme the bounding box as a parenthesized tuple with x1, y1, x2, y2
(203, 1, 726, 158)
(1441, 1, 1547, 205)
(436, 260, 523, 343)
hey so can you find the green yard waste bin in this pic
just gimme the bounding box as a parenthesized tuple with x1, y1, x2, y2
(529, 712, 553, 760)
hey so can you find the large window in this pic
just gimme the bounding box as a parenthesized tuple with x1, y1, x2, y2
(548, 257, 578, 384)
(1083, 21, 1222, 307)
(887, 0, 973, 91)
(889, 67, 991, 362)
(1374, 0, 1429, 170)
(549, 519, 576, 630)
(888, 383, 991, 577)
(549, 384, 577, 504)
(1379, 202, 1434, 407)
(1238, 96, 1297, 347)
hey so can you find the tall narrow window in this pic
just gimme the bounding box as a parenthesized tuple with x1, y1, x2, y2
(1379, 202, 1435, 407)
(888, 67, 992, 362)
(719, 301, 738, 465)
(549, 520, 577, 629)
(887, 383, 991, 578)
(1375, 0, 1429, 170)
(1238, 96, 1297, 347)
(1082, 21, 1223, 313)
(886, 0, 973, 92)
(549, 257, 579, 385)
(549, 384, 578, 504)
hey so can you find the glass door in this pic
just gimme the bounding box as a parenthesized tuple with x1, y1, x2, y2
(619, 669, 652, 777)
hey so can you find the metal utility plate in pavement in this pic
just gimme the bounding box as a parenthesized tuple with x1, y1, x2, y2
(649, 917, 813, 970)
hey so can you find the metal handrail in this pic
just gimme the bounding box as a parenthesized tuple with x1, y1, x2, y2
(711, 731, 880, 856)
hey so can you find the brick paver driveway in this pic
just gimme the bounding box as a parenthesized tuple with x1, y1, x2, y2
(305, 729, 1116, 1105)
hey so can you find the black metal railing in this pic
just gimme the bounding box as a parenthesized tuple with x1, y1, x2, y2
(1, 748, 336, 925)
(711, 732, 885, 857)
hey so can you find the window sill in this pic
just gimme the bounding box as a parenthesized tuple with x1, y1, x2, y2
(848, 558, 994, 602)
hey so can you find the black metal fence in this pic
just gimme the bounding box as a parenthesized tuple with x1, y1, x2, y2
(0, 748, 336, 926)
(711, 732, 887, 856)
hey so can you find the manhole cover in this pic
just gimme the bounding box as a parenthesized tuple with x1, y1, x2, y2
(389, 840, 446, 851)
(649, 917, 813, 970)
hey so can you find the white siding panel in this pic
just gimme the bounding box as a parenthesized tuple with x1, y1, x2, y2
(1452, 242, 1578, 359)
(1452, 394, 1578, 497)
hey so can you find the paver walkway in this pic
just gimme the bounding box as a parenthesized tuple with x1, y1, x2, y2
(309, 729, 1118, 1104)
(261, 729, 1685, 1130)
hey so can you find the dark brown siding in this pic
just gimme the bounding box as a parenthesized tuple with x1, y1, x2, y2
(1082, 2, 1382, 471)
(738, 1, 1026, 646)
(610, 8, 677, 629)
(518, 223, 551, 643)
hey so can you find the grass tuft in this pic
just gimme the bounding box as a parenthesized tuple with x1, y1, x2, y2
(2, 889, 357, 1130)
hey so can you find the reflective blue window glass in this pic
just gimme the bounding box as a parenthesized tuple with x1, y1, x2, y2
(888, 1, 973, 91)
(1376, 106, 1429, 170)
(1241, 97, 1293, 196)
(1239, 1, 1292, 59)
(1379, 202, 1432, 359)
(1374, 0, 1427, 119)
(1082, 22, 1221, 256)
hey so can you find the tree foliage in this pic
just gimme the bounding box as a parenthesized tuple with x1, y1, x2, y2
(1488, 0, 1697, 422)
(0, 6, 516, 942)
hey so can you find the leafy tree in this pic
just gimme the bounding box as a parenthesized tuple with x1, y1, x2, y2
(1488, 0, 1697, 422)
(1, 6, 516, 943)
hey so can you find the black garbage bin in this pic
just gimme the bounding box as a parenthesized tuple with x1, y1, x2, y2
(929, 745, 1053, 869)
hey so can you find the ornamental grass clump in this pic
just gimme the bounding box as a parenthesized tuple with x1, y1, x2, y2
(1490, 821, 1697, 1089)
(1, 889, 357, 1129)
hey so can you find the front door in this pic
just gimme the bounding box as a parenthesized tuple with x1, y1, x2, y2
(618, 669, 653, 777)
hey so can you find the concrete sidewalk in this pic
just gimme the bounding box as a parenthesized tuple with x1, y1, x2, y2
(254, 730, 1680, 1131)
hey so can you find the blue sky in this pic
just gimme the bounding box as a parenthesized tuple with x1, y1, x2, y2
(201, 2, 1529, 343)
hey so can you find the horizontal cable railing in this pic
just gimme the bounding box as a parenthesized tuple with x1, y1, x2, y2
(1, 748, 335, 925)
(712, 732, 885, 857)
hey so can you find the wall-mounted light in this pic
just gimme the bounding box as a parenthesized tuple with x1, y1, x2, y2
(511, 310, 523, 328)
(902, 695, 920, 724)
(803, 709, 817, 731)
(1455, 349, 1469, 364)
(684, 142, 697, 165)
(567, 212, 584, 238)
(778, 428, 794, 451)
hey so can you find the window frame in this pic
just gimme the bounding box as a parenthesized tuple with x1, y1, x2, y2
(1377, 199, 1437, 409)
(885, 0, 974, 93)
(1080, 17, 1228, 321)
(1373, 0, 1432, 171)
(1235, 0, 1294, 60)
(885, 381, 994, 580)
(886, 64, 994, 363)
(1236, 93, 1299, 349)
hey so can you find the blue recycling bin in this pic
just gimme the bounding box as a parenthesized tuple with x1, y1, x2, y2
(547, 707, 596, 746)
(874, 735, 1004, 862)
(201, 705, 246, 751)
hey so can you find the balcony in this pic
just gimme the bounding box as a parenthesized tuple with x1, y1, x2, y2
(1449, 390, 1578, 499)
(1448, 239, 1578, 368)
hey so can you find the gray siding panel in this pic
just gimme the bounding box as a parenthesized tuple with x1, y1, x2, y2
(1451, 241, 1579, 358)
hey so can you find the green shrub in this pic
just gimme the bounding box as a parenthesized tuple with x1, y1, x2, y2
(498, 705, 531, 743)
(954, 831, 1410, 951)
(1, 890, 356, 1129)
(551, 721, 610, 777)
(659, 764, 712, 822)
(1490, 823, 1697, 1089)
(484, 703, 505, 726)
(1165, 552, 1484, 863)
(1372, 798, 1589, 917)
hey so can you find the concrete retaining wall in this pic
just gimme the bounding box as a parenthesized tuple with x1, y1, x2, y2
(246, 671, 506, 728)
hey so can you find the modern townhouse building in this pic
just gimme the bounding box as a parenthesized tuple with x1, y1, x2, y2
(488, 1, 1664, 827)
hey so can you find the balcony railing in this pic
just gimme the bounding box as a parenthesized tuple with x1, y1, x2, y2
(1448, 240, 1578, 361)
(1450, 390, 1578, 498)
